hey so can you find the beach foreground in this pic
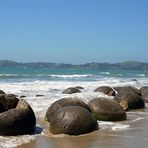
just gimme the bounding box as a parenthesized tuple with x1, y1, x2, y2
(18, 109, 148, 148)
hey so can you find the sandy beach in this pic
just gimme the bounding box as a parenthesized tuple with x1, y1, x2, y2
(18, 107, 148, 148)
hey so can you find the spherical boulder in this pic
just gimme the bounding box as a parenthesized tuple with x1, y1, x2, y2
(50, 106, 98, 135)
(88, 98, 126, 121)
(114, 92, 145, 110)
(94, 86, 115, 96)
(62, 87, 81, 94)
(0, 99, 36, 136)
(113, 86, 141, 96)
(45, 97, 91, 122)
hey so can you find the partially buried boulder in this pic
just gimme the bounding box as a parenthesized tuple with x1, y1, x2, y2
(88, 98, 126, 121)
(0, 99, 36, 136)
(62, 87, 81, 94)
(45, 97, 90, 122)
(19, 95, 26, 98)
(50, 106, 98, 135)
(113, 86, 141, 96)
(114, 92, 145, 110)
(94, 86, 115, 96)
(36, 94, 44, 97)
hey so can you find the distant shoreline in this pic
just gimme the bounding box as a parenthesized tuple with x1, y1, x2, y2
(0, 60, 148, 70)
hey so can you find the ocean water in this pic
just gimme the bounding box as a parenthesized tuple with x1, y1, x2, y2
(0, 67, 148, 147)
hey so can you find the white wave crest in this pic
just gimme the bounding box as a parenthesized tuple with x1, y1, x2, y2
(100, 72, 110, 75)
(49, 74, 92, 78)
(136, 74, 146, 77)
(0, 135, 35, 148)
(99, 121, 130, 131)
(0, 74, 19, 77)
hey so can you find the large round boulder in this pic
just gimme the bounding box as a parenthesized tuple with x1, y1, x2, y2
(62, 87, 81, 94)
(113, 86, 141, 96)
(88, 98, 126, 121)
(50, 106, 98, 135)
(94, 86, 115, 96)
(45, 97, 90, 122)
(114, 92, 145, 110)
(0, 99, 36, 136)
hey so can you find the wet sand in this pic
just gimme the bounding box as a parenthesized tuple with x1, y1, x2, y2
(18, 109, 148, 148)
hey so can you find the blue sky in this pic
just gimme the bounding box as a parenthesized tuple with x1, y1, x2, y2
(0, 0, 148, 64)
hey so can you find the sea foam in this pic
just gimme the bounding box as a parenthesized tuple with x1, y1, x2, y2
(0, 135, 35, 148)
(49, 74, 92, 78)
(99, 121, 130, 131)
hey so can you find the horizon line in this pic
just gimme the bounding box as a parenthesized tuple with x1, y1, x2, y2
(0, 59, 147, 65)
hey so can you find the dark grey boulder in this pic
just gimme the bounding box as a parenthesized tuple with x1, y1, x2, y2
(62, 87, 81, 94)
(50, 106, 98, 135)
(19, 95, 26, 98)
(0, 99, 36, 136)
(94, 86, 116, 96)
(45, 97, 91, 122)
(113, 86, 141, 96)
(88, 98, 126, 121)
(36, 94, 44, 97)
(114, 92, 145, 110)
(0, 94, 19, 112)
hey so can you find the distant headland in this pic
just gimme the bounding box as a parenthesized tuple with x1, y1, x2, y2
(0, 60, 148, 70)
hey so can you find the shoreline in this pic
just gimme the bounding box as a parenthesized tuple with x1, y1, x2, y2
(18, 108, 148, 148)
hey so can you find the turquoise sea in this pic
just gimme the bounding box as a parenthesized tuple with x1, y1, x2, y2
(0, 67, 148, 147)
(0, 67, 148, 82)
